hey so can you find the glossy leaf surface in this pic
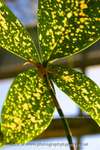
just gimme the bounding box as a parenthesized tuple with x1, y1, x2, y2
(1, 69, 54, 144)
(0, 0, 38, 61)
(38, 0, 100, 61)
(49, 65, 100, 126)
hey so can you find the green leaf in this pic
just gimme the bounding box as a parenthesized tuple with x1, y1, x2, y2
(38, 0, 100, 61)
(1, 69, 54, 144)
(49, 64, 100, 126)
(0, 123, 4, 147)
(0, 0, 38, 61)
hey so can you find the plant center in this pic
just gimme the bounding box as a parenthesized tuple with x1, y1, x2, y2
(36, 63, 48, 78)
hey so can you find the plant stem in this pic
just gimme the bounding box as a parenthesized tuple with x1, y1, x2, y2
(45, 76, 76, 150)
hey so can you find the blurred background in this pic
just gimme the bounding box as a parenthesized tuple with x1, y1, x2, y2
(0, 0, 100, 150)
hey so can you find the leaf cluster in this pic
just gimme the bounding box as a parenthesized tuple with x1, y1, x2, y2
(0, 0, 100, 145)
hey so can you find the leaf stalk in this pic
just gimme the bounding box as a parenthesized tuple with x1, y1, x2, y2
(45, 76, 76, 150)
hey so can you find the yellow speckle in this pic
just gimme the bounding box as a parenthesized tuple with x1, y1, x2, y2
(76, 28, 80, 33)
(30, 116, 36, 123)
(56, 0, 61, 2)
(0, 2, 2, 7)
(73, 11, 78, 17)
(17, 125, 22, 132)
(92, 26, 96, 29)
(80, 18, 86, 23)
(81, 88, 88, 94)
(52, 38, 55, 44)
(50, 42, 57, 50)
(63, 18, 67, 26)
(61, 27, 65, 32)
(22, 103, 29, 110)
(10, 123, 17, 130)
(0, 13, 7, 30)
(82, 95, 89, 102)
(95, 18, 100, 21)
(67, 12, 72, 18)
(79, 12, 86, 17)
(46, 29, 53, 35)
(33, 92, 41, 98)
(51, 11, 56, 19)
(80, 25, 84, 29)
(80, 2, 88, 9)
(60, 11, 64, 16)
(39, 34, 42, 40)
(14, 117, 22, 124)
(64, 71, 68, 75)
(62, 75, 73, 82)
(38, 83, 43, 88)
(66, 45, 69, 48)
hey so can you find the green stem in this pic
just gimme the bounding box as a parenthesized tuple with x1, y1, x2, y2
(45, 76, 76, 150)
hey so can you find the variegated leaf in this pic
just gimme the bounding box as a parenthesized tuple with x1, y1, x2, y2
(0, 123, 3, 147)
(38, 0, 100, 61)
(0, 0, 38, 62)
(49, 65, 100, 126)
(1, 69, 54, 144)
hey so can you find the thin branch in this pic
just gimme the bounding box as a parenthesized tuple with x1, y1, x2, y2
(45, 76, 76, 150)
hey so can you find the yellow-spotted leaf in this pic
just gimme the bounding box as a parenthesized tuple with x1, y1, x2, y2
(1, 69, 54, 144)
(0, 124, 4, 147)
(0, 0, 38, 61)
(49, 65, 100, 126)
(38, 0, 100, 61)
